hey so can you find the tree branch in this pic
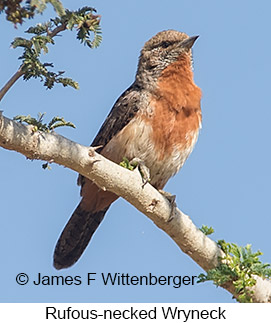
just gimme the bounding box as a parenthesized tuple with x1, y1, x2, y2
(47, 23, 67, 38)
(0, 23, 67, 103)
(0, 68, 24, 102)
(0, 112, 270, 302)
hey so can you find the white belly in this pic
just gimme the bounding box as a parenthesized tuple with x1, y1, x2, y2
(101, 115, 199, 189)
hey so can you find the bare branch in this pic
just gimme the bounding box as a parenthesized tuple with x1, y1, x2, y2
(47, 23, 67, 38)
(0, 112, 270, 302)
(0, 68, 24, 102)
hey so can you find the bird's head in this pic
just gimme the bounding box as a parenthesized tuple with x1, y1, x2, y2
(136, 30, 199, 87)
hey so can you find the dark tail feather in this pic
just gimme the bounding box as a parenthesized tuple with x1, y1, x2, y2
(53, 203, 109, 269)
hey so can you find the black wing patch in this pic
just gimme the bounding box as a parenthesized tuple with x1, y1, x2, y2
(91, 83, 141, 152)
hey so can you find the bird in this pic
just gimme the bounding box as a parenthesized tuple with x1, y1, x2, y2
(53, 29, 202, 269)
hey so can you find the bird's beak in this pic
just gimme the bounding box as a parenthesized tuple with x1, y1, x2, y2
(181, 35, 199, 50)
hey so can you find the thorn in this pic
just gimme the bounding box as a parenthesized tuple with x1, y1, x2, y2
(89, 145, 102, 157)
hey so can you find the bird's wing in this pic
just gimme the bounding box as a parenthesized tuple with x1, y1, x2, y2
(78, 83, 142, 188)
(91, 84, 141, 151)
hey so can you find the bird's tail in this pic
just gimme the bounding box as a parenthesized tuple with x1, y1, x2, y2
(53, 202, 110, 270)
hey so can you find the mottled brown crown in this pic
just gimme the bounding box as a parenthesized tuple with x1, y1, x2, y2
(143, 30, 190, 51)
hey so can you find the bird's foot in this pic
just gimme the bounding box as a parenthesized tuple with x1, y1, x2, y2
(159, 190, 176, 222)
(129, 158, 151, 188)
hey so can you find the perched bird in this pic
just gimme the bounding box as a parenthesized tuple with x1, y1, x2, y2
(54, 30, 202, 269)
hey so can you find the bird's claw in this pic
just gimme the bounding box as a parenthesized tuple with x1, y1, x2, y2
(130, 158, 151, 188)
(159, 190, 176, 221)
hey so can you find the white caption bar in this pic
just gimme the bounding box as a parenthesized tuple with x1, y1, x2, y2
(0, 303, 270, 322)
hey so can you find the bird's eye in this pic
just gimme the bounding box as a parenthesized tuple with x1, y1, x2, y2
(161, 41, 171, 48)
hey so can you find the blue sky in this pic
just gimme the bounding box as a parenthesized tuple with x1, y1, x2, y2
(1, 0, 271, 302)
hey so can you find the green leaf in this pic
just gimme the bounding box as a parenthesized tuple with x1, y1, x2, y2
(199, 239, 271, 302)
(11, 5, 101, 91)
(199, 225, 214, 236)
(119, 157, 135, 171)
(56, 77, 79, 89)
(48, 117, 76, 130)
(1, 0, 36, 25)
(48, 0, 66, 17)
(30, 0, 65, 17)
(11, 37, 32, 49)
(14, 113, 76, 133)
(25, 23, 52, 35)
(30, 0, 47, 14)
